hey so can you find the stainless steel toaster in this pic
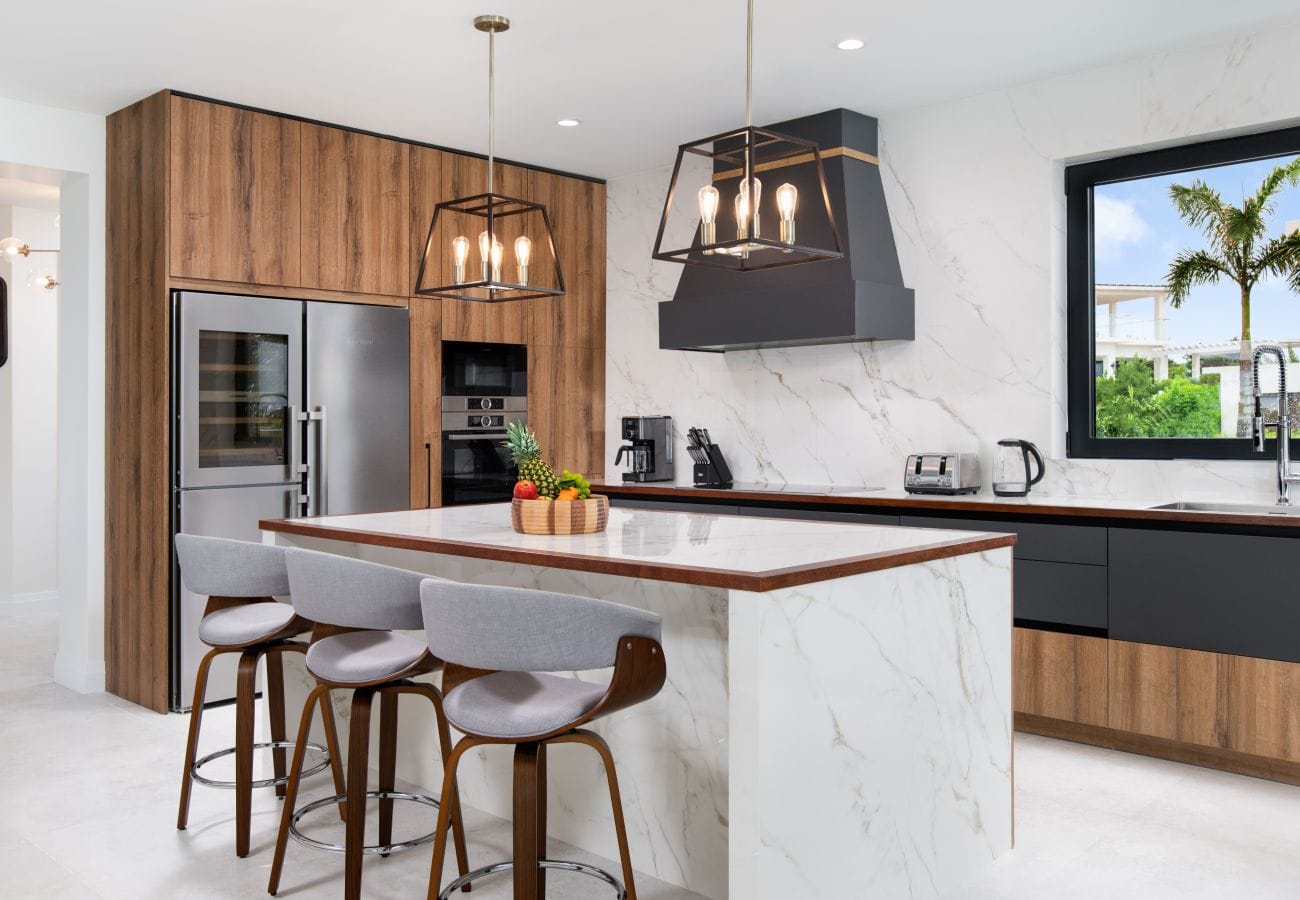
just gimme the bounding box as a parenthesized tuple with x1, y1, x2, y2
(904, 452, 981, 495)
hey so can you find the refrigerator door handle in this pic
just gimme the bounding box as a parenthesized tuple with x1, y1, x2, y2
(310, 406, 328, 516)
(289, 406, 310, 517)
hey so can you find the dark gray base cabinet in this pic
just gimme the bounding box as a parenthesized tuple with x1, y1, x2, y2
(1108, 528, 1300, 664)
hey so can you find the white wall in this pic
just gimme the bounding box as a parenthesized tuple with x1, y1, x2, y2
(3, 206, 60, 600)
(606, 24, 1300, 502)
(0, 97, 106, 692)
(0, 205, 12, 612)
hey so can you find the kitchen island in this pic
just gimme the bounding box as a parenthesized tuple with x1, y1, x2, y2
(262, 502, 1015, 900)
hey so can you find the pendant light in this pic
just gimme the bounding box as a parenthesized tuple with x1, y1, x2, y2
(415, 14, 565, 303)
(652, 0, 842, 271)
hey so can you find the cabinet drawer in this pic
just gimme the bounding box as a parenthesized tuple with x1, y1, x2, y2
(899, 515, 1106, 565)
(737, 506, 900, 527)
(1015, 560, 1107, 630)
(1109, 528, 1300, 663)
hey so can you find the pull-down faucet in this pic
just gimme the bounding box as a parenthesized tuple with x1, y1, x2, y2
(1251, 344, 1300, 505)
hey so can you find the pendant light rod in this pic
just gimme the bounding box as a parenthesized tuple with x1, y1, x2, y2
(745, 0, 754, 128)
(474, 14, 510, 195)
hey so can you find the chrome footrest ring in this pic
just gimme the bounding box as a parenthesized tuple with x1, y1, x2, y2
(191, 740, 330, 789)
(288, 791, 441, 856)
(437, 859, 626, 900)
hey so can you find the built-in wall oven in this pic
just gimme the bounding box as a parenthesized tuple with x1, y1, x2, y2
(441, 341, 527, 505)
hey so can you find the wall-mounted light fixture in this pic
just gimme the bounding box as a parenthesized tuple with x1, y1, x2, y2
(0, 236, 59, 290)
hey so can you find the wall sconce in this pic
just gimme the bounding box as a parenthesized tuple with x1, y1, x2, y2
(0, 236, 60, 291)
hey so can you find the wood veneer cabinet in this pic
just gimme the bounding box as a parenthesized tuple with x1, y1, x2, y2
(301, 126, 409, 296)
(408, 297, 442, 510)
(107, 90, 607, 712)
(169, 96, 302, 285)
(1013, 628, 1107, 727)
(1016, 629, 1300, 784)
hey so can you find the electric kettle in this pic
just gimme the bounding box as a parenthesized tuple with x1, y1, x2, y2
(992, 439, 1045, 497)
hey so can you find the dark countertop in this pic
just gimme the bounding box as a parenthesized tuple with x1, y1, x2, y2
(592, 480, 1300, 531)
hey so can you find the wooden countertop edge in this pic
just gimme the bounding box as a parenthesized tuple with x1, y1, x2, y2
(259, 518, 1016, 592)
(596, 482, 1300, 529)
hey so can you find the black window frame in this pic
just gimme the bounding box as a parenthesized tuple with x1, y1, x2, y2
(1066, 124, 1300, 460)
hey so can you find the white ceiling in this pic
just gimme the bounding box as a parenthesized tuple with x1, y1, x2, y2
(4, 1, 1300, 179)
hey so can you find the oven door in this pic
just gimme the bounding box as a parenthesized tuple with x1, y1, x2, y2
(441, 429, 518, 506)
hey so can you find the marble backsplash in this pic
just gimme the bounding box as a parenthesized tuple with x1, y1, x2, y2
(605, 25, 1300, 505)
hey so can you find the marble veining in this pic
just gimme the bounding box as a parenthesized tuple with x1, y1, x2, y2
(267, 514, 1013, 900)
(604, 24, 1300, 506)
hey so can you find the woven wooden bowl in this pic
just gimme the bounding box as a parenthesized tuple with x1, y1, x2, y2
(511, 494, 609, 535)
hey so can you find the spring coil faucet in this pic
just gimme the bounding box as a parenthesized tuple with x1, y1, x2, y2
(1251, 344, 1300, 505)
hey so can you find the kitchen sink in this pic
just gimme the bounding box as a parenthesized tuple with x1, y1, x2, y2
(1148, 500, 1300, 517)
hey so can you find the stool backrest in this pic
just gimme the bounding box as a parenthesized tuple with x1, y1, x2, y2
(285, 547, 437, 630)
(420, 580, 661, 672)
(174, 533, 290, 598)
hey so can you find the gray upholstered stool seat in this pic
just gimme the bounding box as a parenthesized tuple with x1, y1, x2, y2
(421, 580, 667, 900)
(443, 672, 608, 740)
(199, 602, 298, 647)
(306, 631, 428, 685)
(173, 534, 344, 862)
(269, 548, 470, 900)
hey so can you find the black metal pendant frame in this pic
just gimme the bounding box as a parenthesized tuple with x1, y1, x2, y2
(415, 191, 566, 303)
(653, 125, 843, 271)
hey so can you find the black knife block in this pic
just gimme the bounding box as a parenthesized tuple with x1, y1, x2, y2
(692, 445, 733, 488)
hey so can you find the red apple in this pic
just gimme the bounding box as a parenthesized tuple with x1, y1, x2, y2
(513, 480, 539, 500)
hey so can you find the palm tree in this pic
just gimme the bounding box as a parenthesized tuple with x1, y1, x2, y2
(1166, 157, 1300, 436)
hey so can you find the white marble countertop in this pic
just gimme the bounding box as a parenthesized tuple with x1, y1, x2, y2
(261, 502, 1015, 591)
(595, 481, 1300, 528)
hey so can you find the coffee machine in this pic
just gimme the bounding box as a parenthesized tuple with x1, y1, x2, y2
(614, 416, 674, 483)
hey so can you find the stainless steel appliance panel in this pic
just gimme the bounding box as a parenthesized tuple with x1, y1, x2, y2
(305, 302, 410, 516)
(178, 292, 304, 489)
(175, 483, 299, 708)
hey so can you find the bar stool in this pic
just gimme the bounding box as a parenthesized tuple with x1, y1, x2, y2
(268, 548, 470, 900)
(173, 534, 346, 859)
(419, 580, 666, 900)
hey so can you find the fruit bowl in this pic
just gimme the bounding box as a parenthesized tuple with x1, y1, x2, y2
(511, 495, 609, 535)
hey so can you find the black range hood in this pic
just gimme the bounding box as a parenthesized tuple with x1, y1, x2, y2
(658, 108, 914, 352)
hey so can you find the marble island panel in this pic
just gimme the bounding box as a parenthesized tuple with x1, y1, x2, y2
(263, 503, 1013, 899)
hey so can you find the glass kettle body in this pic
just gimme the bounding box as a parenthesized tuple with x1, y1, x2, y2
(992, 439, 1045, 497)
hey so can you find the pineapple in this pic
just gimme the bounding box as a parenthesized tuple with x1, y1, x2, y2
(503, 421, 559, 498)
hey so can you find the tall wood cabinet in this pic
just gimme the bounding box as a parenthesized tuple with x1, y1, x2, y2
(107, 90, 607, 712)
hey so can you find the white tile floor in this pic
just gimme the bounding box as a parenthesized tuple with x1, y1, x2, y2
(6, 608, 1300, 899)
(0, 610, 703, 900)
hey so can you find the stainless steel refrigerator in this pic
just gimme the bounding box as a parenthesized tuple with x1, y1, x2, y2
(171, 291, 409, 710)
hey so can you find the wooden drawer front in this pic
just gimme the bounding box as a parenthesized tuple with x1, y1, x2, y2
(899, 515, 1106, 565)
(737, 506, 900, 527)
(1109, 528, 1300, 663)
(1015, 560, 1106, 630)
(1013, 627, 1107, 726)
(1225, 655, 1300, 762)
(1108, 640, 1228, 749)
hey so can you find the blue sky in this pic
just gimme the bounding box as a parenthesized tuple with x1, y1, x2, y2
(1095, 155, 1300, 352)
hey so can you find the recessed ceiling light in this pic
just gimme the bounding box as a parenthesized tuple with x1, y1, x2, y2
(556, 118, 581, 128)
(836, 38, 865, 51)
